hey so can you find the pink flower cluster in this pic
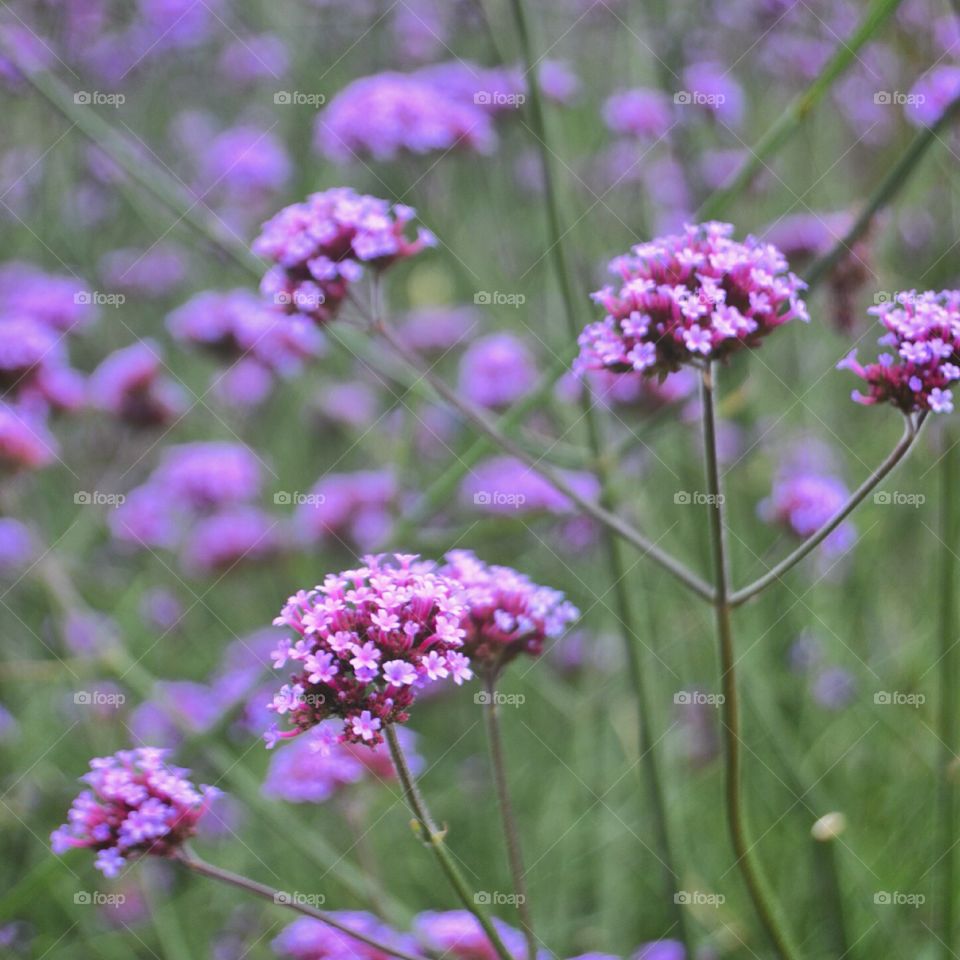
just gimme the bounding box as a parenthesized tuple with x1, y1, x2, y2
(838, 291, 960, 414)
(253, 188, 436, 325)
(266, 554, 471, 748)
(439, 550, 579, 671)
(575, 222, 808, 378)
(50, 748, 218, 877)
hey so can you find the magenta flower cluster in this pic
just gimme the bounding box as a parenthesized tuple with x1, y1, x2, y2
(252, 188, 435, 325)
(575, 221, 808, 378)
(50, 748, 218, 878)
(439, 550, 579, 671)
(267, 554, 471, 748)
(838, 290, 960, 414)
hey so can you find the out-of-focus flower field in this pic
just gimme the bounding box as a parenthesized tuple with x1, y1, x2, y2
(0, 1, 959, 958)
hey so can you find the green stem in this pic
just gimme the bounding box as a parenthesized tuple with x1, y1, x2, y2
(938, 432, 959, 960)
(500, 3, 693, 947)
(482, 674, 537, 960)
(730, 413, 925, 607)
(696, 0, 904, 220)
(176, 849, 424, 960)
(806, 93, 960, 288)
(384, 726, 515, 960)
(700, 365, 801, 960)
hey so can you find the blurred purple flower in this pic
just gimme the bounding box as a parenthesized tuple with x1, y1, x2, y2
(602, 88, 673, 139)
(293, 469, 396, 551)
(458, 333, 537, 410)
(273, 913, 421, 960)
(462, 457, 600, 515)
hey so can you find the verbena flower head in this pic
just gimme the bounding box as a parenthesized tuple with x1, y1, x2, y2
(266, 554, 470, 748)
(317, 72, 496, 162)
(293, 469, 396, 551)
(413, 911, 532, 960)
(50, 748, 218, 877)
(838, 290, 960, 414)
(458, 332, 537, 410)
(439, 550, 578, 672)
(89, 340, 186, 428)
(253, 188, 435, 325)
(0, 404, 58, 471)
(576, 222, 808, 378)
(263, 720, 422, 803)
(273, 914, 421, 960)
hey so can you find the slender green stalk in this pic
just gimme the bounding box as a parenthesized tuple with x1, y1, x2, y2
(175, 849, 424, 960)
(372, 317, 714, 602)
(805, 94, 960, 288)
(700, 364, 801, 960)
(730, 413, 926, 607)
(696, 0, 904, 220)
(482, 673, 537, 960)
(384, 727, 515, 960)
(938, 433, 959, 960)
(810, 822, 850, 958)
(489, 4, 695, 947)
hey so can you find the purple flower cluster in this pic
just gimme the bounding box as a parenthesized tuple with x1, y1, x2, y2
(267, 554, 471, 748)
(253, 188, 435, 325)
(458, 333, 538, 410)
(111, 442, 280, 574)
(273, 914, 422, 960)
(50, 748, 218, 878)
(263, 721, 423, 803)
(575, 222, 808, 378)
(758, 469, 855, 557)
(413, 910, 532, 960)
(317, 72, 497, 162)
(838, 291, 960, 414)
(439, 550, 579, 672)
(89, 340, 186, 428)
(294, 470, 397, 551)
(167, 289, 324, 405)
(461, 457, 601, 516)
